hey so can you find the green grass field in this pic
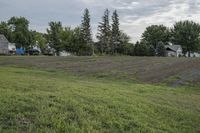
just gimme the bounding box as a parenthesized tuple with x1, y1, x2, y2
(0, 57, 200, 132)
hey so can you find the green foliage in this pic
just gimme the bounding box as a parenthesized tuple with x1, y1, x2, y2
(2, 15, 200, 57)
(47, 21, 63, 54)
(142, 25, 170, 49)
(80, 8, 93, 55)
(111, 10, 120, 54)
(119, 43, 134, 56)
(0, 11, 132, 56)
(134, 41, 148, 56)
(96, 9, 131, 55)
(147, 45, 156, 56)
(171, 20, 200, 56)
(81, 9, 92, 45)
(156, 41, 166, 57)
(8, 17, 32, 48)
(0, 21, 12, 41)
(117, 31, 132, 55)
(97, 9, 112, 54)
(33, 32, 47, 52)
(45, 9, 93, 56)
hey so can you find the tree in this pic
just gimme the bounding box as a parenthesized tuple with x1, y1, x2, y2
(60, 27, 74, 53)
(72, 27, 82, 55)
(111, 10, 120, 54)
(171, 20, 200, 57)
(32, 31, 47, 52)
(121, 43, 134, 56)
(47, 21, 63, 55)
(147, 45, 156, 56)
(118, 31, 131, 54)
(97, 9, 111, 54)
(134, 41, 148, 56)
(8, 17, 32, 48)
(80, 8, 93, 55)
(0, 21, 12, 41)
(142, 25, 170, 49)
(156, 41, 166, 56)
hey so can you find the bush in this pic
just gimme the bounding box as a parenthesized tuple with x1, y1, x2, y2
(134, 41, 148, 56)
(156, 42, 166, 57)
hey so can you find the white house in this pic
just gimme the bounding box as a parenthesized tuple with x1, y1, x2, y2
(165, 45, 183, 57)
(8, 43, 16, 55)
(59, 50, 71, 56)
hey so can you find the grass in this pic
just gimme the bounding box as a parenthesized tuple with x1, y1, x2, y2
(0, 66, 200, 133)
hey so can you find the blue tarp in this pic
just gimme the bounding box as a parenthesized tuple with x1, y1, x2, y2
(16, 48, 25, 55)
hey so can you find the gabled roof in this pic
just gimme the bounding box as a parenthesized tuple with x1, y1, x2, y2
(0, 34, 9, 43)
(165, 45, 182, 52)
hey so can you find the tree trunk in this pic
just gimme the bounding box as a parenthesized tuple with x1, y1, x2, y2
(188, 51, 191, 57)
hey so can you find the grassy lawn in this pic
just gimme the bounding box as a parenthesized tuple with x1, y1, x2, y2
(0, 66, 200, 132)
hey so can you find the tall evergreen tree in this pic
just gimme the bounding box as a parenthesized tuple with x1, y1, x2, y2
(97, 9, 111, 54)
(81, 8, 93, 55)
(111, 10, 120, 54)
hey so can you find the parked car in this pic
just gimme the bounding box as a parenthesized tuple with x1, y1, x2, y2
(26, 49, 40, 55)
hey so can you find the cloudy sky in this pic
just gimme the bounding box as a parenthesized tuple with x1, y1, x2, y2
(1, 0, 200, 42)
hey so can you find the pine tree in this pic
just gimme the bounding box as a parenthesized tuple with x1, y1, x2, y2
(97, 9, 111, 54)
(80, 8, 93, 55)
(111, 10, 120, 54)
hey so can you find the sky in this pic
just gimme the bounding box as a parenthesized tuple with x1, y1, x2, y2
(0, 0, 200, 42)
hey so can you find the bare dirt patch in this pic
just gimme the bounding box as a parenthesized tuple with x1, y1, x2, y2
(0, 56, 200, 86)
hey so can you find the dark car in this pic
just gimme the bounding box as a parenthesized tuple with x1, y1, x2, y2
(26, 49, 40, 55)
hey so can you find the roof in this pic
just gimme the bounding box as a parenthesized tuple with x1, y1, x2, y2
(0, 34, 9, 43)
(165, 45, 182, 52)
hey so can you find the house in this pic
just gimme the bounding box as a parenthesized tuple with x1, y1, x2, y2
(165, 45, 183, 57)
(0, 34, 9, 55)
(59, 50, 71, 56)
(0, 34, 17, 55)
(8, 43, 16, 55)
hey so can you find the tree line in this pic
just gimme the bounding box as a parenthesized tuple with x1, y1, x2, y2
(0, 9, 200, 56)
(138, 23, 200, 57)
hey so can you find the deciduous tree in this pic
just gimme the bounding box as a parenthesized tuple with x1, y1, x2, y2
(142, 25, 170, 49)
(171, 20, 200, 57)
(47, 21, 63, 55)
(8, 17, 32, 48)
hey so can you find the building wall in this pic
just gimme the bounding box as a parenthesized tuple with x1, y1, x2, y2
(166, 51, 177, 57)
(0, 41, 9, 55)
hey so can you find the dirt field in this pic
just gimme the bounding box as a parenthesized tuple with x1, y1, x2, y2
(0, 56, 200, 86)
